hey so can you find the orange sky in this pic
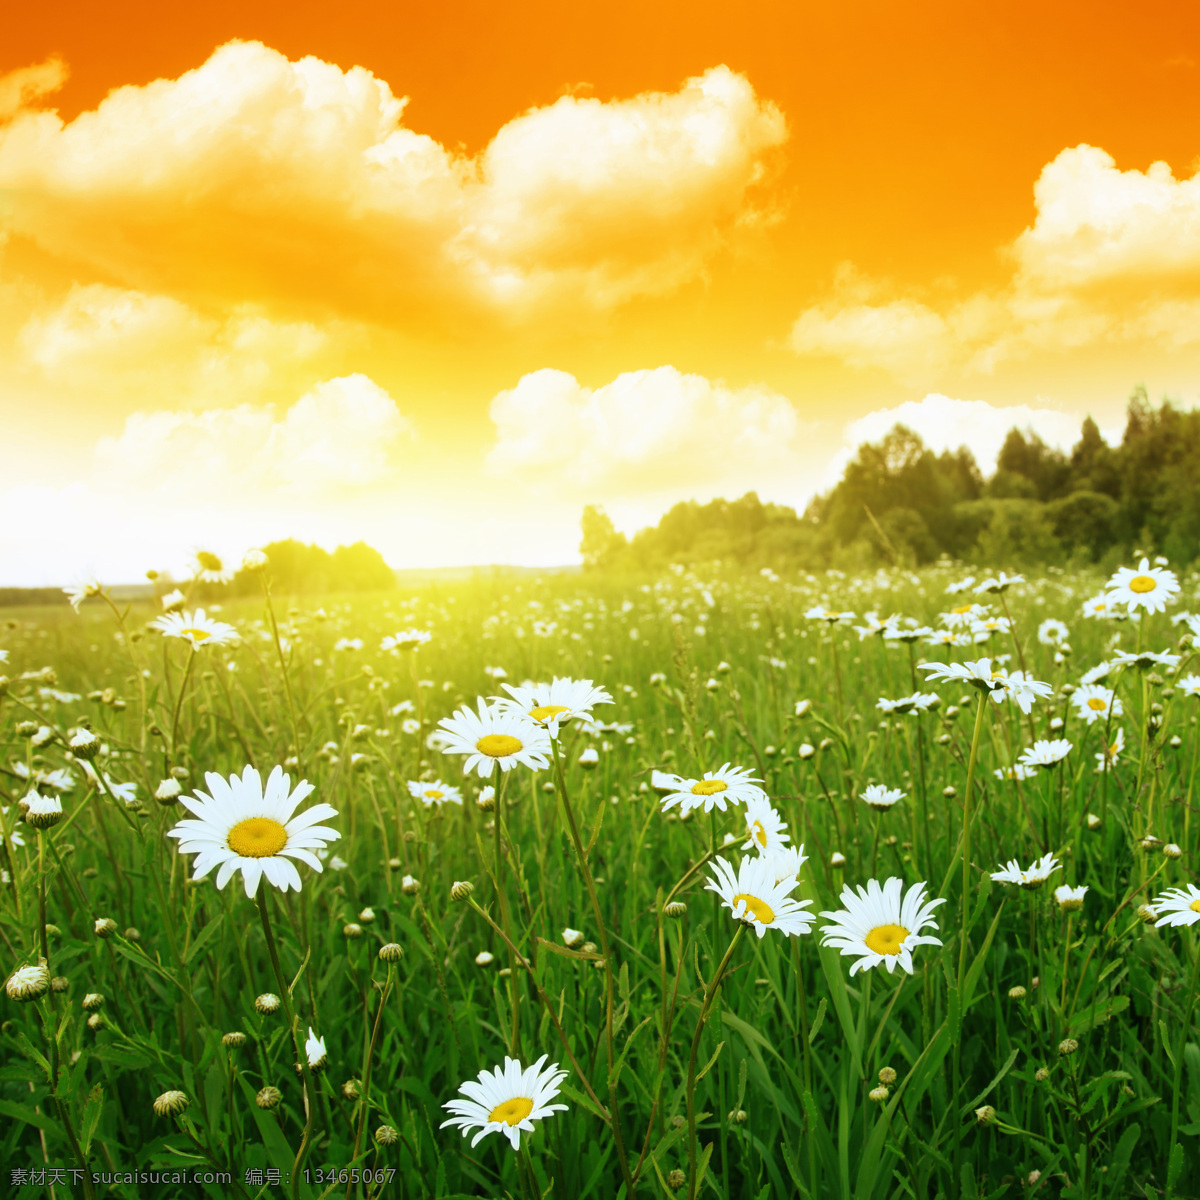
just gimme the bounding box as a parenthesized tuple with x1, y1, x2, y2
(4, 2, 1200, 581)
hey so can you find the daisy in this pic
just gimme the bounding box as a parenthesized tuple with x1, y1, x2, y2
(1080, 661, 1113, 686)
(705, 855, 815, 938)
(1112, 649, 1180, 671)
(63, 580, 105, 612)
(884, 623, 934, 644)
(764, 843, 809, 885)
(441, 1055, 569, 1151)
(1094, 727, 1125, 772)
(975, 573, 1024, 595)
(1148, 884, 1200, 928)
(305, 1027, 328, 1069)
(860, 784, 905, 810)
(657, 763, 766, 814)
(946, 577, 976, 595)
(820, 878, 945, 975)
(193, 550, 234, 584)
(805, 606, 856, 624)
(167, 765, 340, 898)
(1037, 619, 1069, 646)
(941, 603, 987, 629)
(1071, 685, 1121, 724)
(150, 609, 239, 650)
(970, 616, 1011, 639)
(160, 589, 186, 613)
(926, 629, 971, 647)
(990, 853, 1061, 888)
(407, 780, 464, 807)
(853, 613, 898, 640)
(1054, 885, 1088, 911)
(996, 670, 1054, 714)
(495, 677, 613, 738)
(994, 764, 1036, 782)
(1177, 675, 1200, 699)
(1081, 594, 1116, 620)
(741, 796, 790, 854)
(1017, 740, 1072, 770)
(1106, 558, 1180, 615)
(437, 701, 551, 778)
(380, 629, 432, 652)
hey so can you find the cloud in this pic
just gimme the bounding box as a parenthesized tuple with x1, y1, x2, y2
(95, 374, 415, 495)
(0, 42, 786, 318)
(0, 58, 67, 122)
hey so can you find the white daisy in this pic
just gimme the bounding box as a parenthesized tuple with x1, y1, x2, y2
(975, 573, 1024, 595)
(883, 623, 933, 644)
(1071, 685, 1121, 724)
(819, 878, 945, 975)
(1094, 727, 1125, 772)
(1149, 884, 1200, 928)
(1112, 649, 1180, 671)
(860, 784, 905, 810)
(657, 763, 766, 814)
(920, 658, 1001, 692)
(941, 603, 987, 629)
(1081, 594, 1117, 620)
(193, 550, 234, 584)
(925, 629, 972, 647)
(764, 843, 809, 885)
(805, 607, 855, 624)
(996, 670, 1054, 714)
(305, 1027, 328, 1069)
(994, 764, 1036, 782)
(495, 677, 613, 738)
(406, 780, 464, 807)
(853, 613, 898, 640)
(946, 576, 976, 594)
(1037, 618, 1069, 646)
(150, 609, 239, 650)
(1080, 661, 1113, 686)
(63, 580, 105, 612)
(741, 796, 790, 854)
(705, 855, 815, 939)
(1054, 885, 1088, 911)
(160, 589, 186, 613)
(1178, 675, 1200, 698)
(437, 701, 551, 778)
(990, 853, 1061, 888)
(380, 629, 432, 652)
(441, 1055, 569, 1150)
(1106, 558, 1180, 615)
(1017, 740, 1072, 770)
(167, 765, 340, 898)
(970, 616, 1011, 640)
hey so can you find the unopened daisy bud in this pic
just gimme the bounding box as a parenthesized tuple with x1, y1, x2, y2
(343, 923, 363, 939)
(1137, 904, 1158, 924)
(728, 1108, 748, 1124)
(222, 1031, 246, 1048)
(499, 966, 513, 978)
(342, 1078, 361, 1099)
(6, 961, 50, 1002)
(401, 874, 420, 895)
(667, 1169, 686, 1191)
(358, 906, 376, 923)
(975, 1105, 996, 1125)
(1165, 843, 1183, 859)
(255, 993, 281, 1015)
(764, 744, 777, 757)
(942, 786, 957, 799)
(25, 793, 63, 829)
(1140, 834, 1163, 851)
(82, 992, 104, 1012)
(304, 1027, 327, 1070)
(671, 1115, 685, 1131)
(1058, 1038, 1079, 1057)
(664, 901, 687, 919)
(153, 1090, 189, 1118)
(1034, 1067, 1050, 1082)
(830, 851, 846, 868)
(1171, 735, 1183, 749)
(878, 1067, 897, 1085)
(562, 927, 584, 948)
(1028, 1170, 1041, 1185)
(868, 1085, 889, 1103)
(476, 786, 495, 812)
(578, 747, 599, 769)
(450, 880, 474, 901)
(798, 743, 815, 759)
(256, 1086, 282, 1110)
(124, 927, 140, 941)
(16, 721, 39, 738)
(51, 976, 69, 993)
(475, 951, 495, 967)
(155, 778, 182, 806)
(69, 729, 100, 760)
(375, 1124, 399, 1146)
(93, 917, 117, 939)
(241, 549, 268, 573)
(1087, 812, 1101, 831)
(1008, 986, 1027, 1000)
(581, 941, 599, 955)
(45, 924, 60, 940)
(819, 737, 834, 752)
(86, 1012, 104, 1030)
(387, 856, 402, 870)
(378, 943, 404, 963)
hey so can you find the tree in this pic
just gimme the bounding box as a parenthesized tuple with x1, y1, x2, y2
(579, 506, 627, 572)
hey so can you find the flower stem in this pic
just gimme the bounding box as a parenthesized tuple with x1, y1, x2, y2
(1168, 933, 1200, 1196)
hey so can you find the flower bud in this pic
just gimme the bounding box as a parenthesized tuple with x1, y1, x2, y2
(868, 1085, 889, 1102)
(667, 1169, 686, 1191)
(359, 906, 376, 923)
(51, 976, 69, 993)
(69, 729, 100, 760)
(82, 992, 105, 1012)
(5, 961, 50, 1002)
(93, 917, 117, 939)
(153, 1090, 190, 1117)
(343, 923, 363, 939)
(241, 550, 268, 573)
(451, 880, 474, 901)
(1034, 1067, 1050, 1082)
(342, 1079, 361, 1099)
(664, 901, 687, 919)
(155, 778, 182, 806)
(878, 1067, 897, 1085)
(378, 943, 404, 963)
(1058, 1038, 1079, 1057)
(375, 1124, 399, 1146)
(256, 1086, 282, 1110)
(474, 951, 495, 967)
(1086, 812, 1101, 831)
(25, 793, 63, 829)
(578, 747, 599, 770)
(1164, 843, 1183, 859)
(1008, 986, 1026, 1000)
(975, 1105, 996, 1125)
(401, 875, 420, 895)
(728, 1108, 748, 1124)
(222, 1031, 247, 1048)
(830, 852, 846, 868)
(255, 993, 281, 1015)
(561, 927, 584, 948)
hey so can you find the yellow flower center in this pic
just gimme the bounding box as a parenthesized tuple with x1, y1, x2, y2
(692, 779, 728, 796)
(1086, 697, 1107, 711)
(1190, 899, 1200, 914)
(750, 820, 767, 847)
(952, 604, 973, 614)
(183, 628, 211, 642)
(488, 1096, 534, 1126)
(529, 704, 570, 722)
(1129, 575, 1157, 594)
(864, 923, 910, 956)
(426, 790, 444, 800)
(227, 817, 288, 858)
(733, 892, 775, 924)
(477, 734, 522, 757)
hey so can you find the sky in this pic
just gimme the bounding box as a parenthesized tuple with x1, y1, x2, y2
(4, 1, 1200, 584)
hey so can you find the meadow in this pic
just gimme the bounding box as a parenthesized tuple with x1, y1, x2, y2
(1, 557, 1198, 1200)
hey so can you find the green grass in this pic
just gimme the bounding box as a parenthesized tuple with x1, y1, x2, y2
(0, 563, 1197, 1199)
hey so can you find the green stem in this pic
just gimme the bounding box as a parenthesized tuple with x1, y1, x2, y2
(1168, 933, 1200, 1195)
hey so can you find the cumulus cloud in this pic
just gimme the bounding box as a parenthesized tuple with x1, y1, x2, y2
(487, 366, 816, 507)
(0, 42, 785, 318)
(0, 58, 67, 122)
(791, 144, 1200, 382)
(95, 374, 414, 495)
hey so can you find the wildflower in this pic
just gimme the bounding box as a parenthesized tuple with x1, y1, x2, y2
(878, 1067, 897, 1085)
(1112, 648, 1180, 671)
(990, 854, 1061, 888)
(1106, 557, 1180, 614)
(5, 960, 50, 1002)
(869, 1085, 889, 1102)
(798, 743, 815, 759)
(437, 701, 551, 778)
(975, 573, 1024, 595)
(578, 747, 599, 769)
(167, 766, 339, 898)
(222, 1030, 246, 1048)
(1008, 985, 1027, 999)
(153, 1091, 190, 1117)
(561, 928, 584, 948)
(68, 728, 99, 759)
(1017, 740, 1072, 770)
(1094, 728, 1125, 772)
(401, 875, 420, 895)
(860, 785, 905, 811)
(380, 629, 432, 652)
(941, 603, 987, 629)
(1178, 675, 1200, 698)
(450, 880, 474, 901)
(1081, 594, 1116, 619)
(343, 922, 363, 939)
(1165, 843, 1183, 859)
(94, 918, 117, 938)
(1071, 685, 1121, 725)
(663, 901, 688, 918)
(255, 993, 281, 1014)
(241, 549, 269, 573)
(160, 589, 186, 613)
(706, 855, 815, 939)
(63, 580, 105, 611)
(1037, 618, 1069, 645)
(830, 851, 847, 868)
(375, 1124, 398, 1145)
(805, 607, 855, 624)
(495, 677, 613, 738)
(994, 764, 1036, 782)
(820, 878, 945, 975)
(193, 550, 234, 583)
(440, 1055, 569, 1150)
(82, 993, 104, 1011)
(975, 1105, 997, 1124)
(407, 780, 464, 808)
(379, 944, 404, 963)
(24, 792, 63, 829)
(256, 1087, 282, 1110)
(1058, 1038, 1079, 1057)
(474, 951, 495, 967)
(303, 1027, 328, 1070)
(657, 763, 766, 815)
(1054, 885, 1088, 911)
(155, 778, 183, 805)
(150, 609, 239, 650)
(1148, 884, 1200, 927)
(946, 576, 976, 594)
(741, 796, 791, 854)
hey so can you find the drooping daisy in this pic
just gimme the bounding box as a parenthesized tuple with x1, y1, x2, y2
(741, 796, 790, 854)
(150, 609, 240, 650)
(1017, 740, 1072, 770)
(884, 623, 933, 644)
(437, 701, 551, 778)
(1054, 885, 1088, 911)
(380, 629, 432, 652)
(167, 765, 340, 897)
(1112, 649, 1180, 671)
(656, 763, 766, 814)
(860, 784, 905, 810)
(1148, 884, 1200, 928)
(407, 780, 464, 807)
(1037, 619, 1069, 646)
(1094, 727, 1125, 772)
(975, 573, 1024, 595)
(877, 692, 938, 715)
(441, 1055, 569, 1151)
(193, 550, 235, 584)
(63, 580, 105, 612)
(495, 677, 613, 738)
(1080, 661, 1113, 685)
(764, 843, 809, 885)
(1071, 685, 1122, 724)
(705, 855, 815, 938)
(820, 878, 945, 975)
(1106, 558, 1180, 615)
(995, 670, 1055, 714)
(990, 853, 1061, 888)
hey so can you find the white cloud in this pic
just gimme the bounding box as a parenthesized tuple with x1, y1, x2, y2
(0, 42, 786, 316)
(95, 374, 414, 495)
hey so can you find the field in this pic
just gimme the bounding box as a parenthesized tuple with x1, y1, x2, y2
(1, 561, 1197, 1200)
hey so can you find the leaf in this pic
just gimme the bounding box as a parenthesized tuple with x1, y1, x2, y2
(807, 997, 827, 1045)
(695, 1040, 725, 1085)
(1070, 994, 1130, 1034)
(962, 1047, 1019, 1117)
(0, 1097, 59, 1134)
(1168, 1141, 1185, 1191)
(182, 913, 225, 966)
